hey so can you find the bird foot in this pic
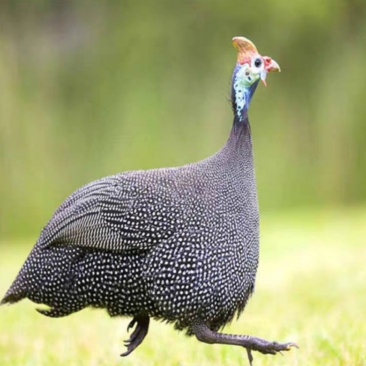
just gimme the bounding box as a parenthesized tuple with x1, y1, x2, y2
(192, 320, 298, 366)
(245, 340, 298, 366)
(120, 315, 150, 357)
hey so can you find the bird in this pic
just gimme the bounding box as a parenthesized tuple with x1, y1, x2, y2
(1, 36, 298, 365)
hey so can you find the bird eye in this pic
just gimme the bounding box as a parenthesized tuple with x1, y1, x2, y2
(254, 58, 262, 68)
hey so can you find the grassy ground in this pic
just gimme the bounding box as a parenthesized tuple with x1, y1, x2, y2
(0, 208, 365, 366)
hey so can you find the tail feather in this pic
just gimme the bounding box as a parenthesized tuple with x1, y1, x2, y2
(1, 287, 27, 305)
(1, 247, 39, 306)
(1, 268, 29, 305)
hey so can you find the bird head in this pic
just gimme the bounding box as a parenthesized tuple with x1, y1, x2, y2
(231, 36, 280, 121)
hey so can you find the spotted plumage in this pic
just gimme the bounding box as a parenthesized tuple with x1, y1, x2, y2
(2, 36, 297, 365)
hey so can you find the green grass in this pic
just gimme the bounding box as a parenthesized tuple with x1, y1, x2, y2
(1, 208, 366, 366)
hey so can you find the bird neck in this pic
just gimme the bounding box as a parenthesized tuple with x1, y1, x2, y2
(228, 112, 253, 156)
(209, 112, 253, 170)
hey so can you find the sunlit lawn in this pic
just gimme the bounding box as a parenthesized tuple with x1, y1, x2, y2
(1, 208, 365, 366)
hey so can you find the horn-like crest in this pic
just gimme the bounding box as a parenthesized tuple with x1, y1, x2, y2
(232, 36, 258, 64)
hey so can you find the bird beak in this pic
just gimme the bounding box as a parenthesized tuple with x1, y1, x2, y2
(263, 56, 281, 72)
(261, 56, 281, 86)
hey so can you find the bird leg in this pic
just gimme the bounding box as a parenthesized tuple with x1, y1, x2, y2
(192, 320, 298, 366)
(120, 315, 150, 357)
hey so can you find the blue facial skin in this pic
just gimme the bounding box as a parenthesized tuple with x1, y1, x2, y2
(231, 63, 262, 122)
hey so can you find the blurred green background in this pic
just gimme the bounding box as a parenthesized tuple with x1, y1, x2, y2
(1, 0, 365, 240)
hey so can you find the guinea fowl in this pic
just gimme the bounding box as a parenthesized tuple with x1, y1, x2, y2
(2, 37, 297, 365)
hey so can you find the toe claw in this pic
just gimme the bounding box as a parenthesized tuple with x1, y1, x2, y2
(120, 349, 132, 357)
(288, 342, 299, 349)
(246, 348, 253, 366)
(127, 318, 137, 332)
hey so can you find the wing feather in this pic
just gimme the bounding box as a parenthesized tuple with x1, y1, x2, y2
(40, 171, 184, 252)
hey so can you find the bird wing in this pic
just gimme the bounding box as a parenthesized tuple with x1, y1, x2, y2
(40, 171, 184, 252)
